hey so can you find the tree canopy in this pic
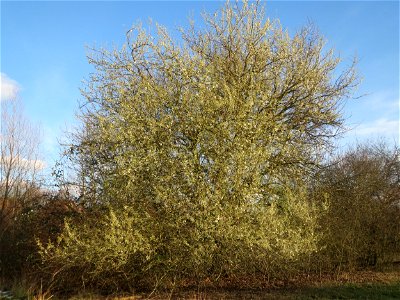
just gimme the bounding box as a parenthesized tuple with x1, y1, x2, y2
(35, 2, 400, 294)
(69, 1, 358, 208)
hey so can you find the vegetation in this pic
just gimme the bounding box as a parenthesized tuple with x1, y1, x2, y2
(312, 142, 400, 271)
(0, 1, 399, 298)
(0, 97, 45, 278)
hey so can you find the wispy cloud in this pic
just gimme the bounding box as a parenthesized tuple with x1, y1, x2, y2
(21, 157, 47, 171)
(1, 155, 47, 171)
(352, 118, 399, 140)
(363, 91, 399, 111)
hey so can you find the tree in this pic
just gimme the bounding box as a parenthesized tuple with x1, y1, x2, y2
(68, 1, 357, 208)
(42, 2, 359, 290)
(0, 96, 47, 279)
(0, 97, 44, 237)
(312, 142, 400, 268)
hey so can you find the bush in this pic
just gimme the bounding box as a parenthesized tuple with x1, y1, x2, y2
(312, 142, 400, 270)
(39, 1, 356, 292)
(38, 207, 153, 292)
(39, 184, 322, 292)
(0, 193, 82, 282)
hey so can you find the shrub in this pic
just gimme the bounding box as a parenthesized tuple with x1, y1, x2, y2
(38, 184, 322, 292)
(312, 142, 400, 270)
(0, 193, 82, 282)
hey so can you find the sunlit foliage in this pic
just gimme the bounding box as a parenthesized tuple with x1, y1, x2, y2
(41, 1, 362, 292)
(69, 1, 357, 208)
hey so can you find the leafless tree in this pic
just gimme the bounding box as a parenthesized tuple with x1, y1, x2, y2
(0, 96, 44, 236)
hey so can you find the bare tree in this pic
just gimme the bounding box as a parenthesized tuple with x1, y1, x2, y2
(0, 96, 44, 236)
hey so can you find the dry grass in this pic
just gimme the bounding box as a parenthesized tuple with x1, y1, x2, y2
(57, 265, 400, 300)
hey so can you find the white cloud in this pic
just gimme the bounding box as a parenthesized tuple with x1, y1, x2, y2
(1, 155, 46, 171)
(352, 118, 399, 140)
(363, 91, 399, 111)
(0, 73, 20, 102)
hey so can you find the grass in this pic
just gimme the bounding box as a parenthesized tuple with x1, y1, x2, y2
(139, 282, 400, 299)
(58, 271, 400, 299)
(293, 282, 400, 299)
(3, 283, 399, 299)
(2, 267, 399, 299)
(0, 279, 53, 300)
(2, 282, 399, 300)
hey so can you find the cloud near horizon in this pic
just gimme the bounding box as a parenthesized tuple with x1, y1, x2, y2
(1, 154, 47, 171)
(0, 73, 20, 102)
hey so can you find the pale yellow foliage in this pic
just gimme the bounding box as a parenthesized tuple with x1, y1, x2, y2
(73, 1, 357, 209)
(43, 1, 358, 291)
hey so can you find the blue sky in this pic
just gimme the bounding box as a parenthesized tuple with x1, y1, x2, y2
(1, 1, 399, 171)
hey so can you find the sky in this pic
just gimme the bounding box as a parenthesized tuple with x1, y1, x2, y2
(1, 1, 399, 173)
